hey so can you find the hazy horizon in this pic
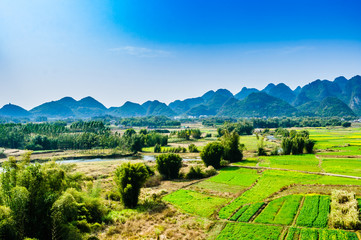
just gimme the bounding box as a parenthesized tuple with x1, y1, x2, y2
(1, 0, 361, 109)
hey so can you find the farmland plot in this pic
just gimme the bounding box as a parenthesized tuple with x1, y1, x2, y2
(254, 195, 302, 225)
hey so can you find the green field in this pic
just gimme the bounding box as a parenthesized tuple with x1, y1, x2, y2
(286, 227, 358, 240)
(162, 189, 229, 217)
(216, 222, 283, 240)
(206, 166, 260, 187)
(258, 154, 320, 172)
(296, 195, 330, 228)
(254, 195, 302, 225)
(322, 158, 361, 177)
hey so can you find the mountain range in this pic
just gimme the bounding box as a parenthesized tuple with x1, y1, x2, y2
(1, 75, 360, 119)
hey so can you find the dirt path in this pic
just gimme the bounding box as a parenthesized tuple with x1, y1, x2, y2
(316, 155, 325, 173)
(230, 164, 361, 180)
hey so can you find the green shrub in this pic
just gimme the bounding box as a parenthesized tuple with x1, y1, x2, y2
(200, 142, 224, 169)
(203, 166, 217, 177)
(114, 163, 149, 208)
(220, 160, 230, 167)
(185, 166, 204, 179)
(156, 153, 182, 179)
(105, 191, 121, 201)
(188, 144, 199, 153)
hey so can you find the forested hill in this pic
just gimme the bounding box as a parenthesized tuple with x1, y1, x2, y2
(1, 75, 360, 119)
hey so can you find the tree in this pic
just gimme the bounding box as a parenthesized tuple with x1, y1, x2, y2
(305, 139, 315, 153)
(221, 130, 243, 162)
(114, 163, 149, 208)
(156, 154, 182, 179)
(281, 137, 292, 155)
(200, 142, 224, 169)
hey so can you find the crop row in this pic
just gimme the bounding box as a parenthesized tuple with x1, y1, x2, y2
(285, 227, 358, 240)
(216, 222, 283, 240)
(296, 195, 330, 228)
(230, 202, 264, 222)
(255, 195, 302, 225)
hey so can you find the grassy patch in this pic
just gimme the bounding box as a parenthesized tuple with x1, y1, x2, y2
(258, 154, 320, 172)
(255, 195, 302, 225)
(237, 202, 264, 222)
(207, 166, 260, 186)
(162, 189, 228, 218)
(286, 227, 358, 240)
(296, 195, 330, 228)
(193, 181, 243, 194)
(216, 222, 283, 240)
(322, 158, 361, 177)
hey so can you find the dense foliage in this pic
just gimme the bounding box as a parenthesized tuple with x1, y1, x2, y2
(0, 122, 168, 153)
(200, 142, 224, 169)
(217, 121, 254, 136)
(114, 163, 150, 208)
(117, 116, 180, 127)
(0, 153, 107, 240)
(280, 130, 315, 155)
(156, 154, 183, 179)
(221, 130, 243, 162)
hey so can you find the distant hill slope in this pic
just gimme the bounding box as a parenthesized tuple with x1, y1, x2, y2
(297, 98, 356, 117)
(293, 79, 342, 106)
(30, 101, 75, 118)
(168, 97, 204, 115)
(343, 75, 361, 115)
(30, 96, 107, 118)
(315, 97, 356, 117)
(234, 87, 259, 100)
(218, 92, 297, 117)
(0, 104, 30, 117)
(142, 100, 175, 117)
(267, 83, 296, 103)
(108, 101, 146, 117)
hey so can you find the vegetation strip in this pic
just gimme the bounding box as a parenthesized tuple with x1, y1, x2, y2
(231, 165, 361, 180)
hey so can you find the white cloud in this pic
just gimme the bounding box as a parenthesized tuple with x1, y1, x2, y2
(109, 46, 172, 58)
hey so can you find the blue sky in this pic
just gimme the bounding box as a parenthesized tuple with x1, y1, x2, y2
(1, 0, 361, 109)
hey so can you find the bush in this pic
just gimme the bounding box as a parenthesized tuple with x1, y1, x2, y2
(156, 154, 182, 179)
(220, 159, 230, 167)
(342, 122, 351, 128)
(200, 142, 224, 169)
(154, 144, 161, 153)
(185, 166, 204, 179)
(203, 166, 217, 177)
(114, 163, 149, 208)
(188, 144, 199, 153)
(105, 191, 121, 201)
